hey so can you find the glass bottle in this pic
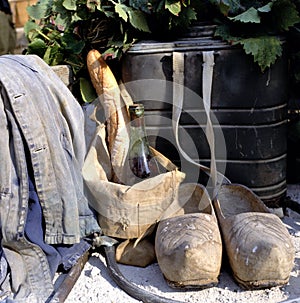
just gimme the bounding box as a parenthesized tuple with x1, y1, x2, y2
(128, 103, 158, 179)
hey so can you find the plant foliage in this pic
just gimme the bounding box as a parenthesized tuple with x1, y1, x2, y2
(213, 0, 300, 71)
(24, 0, 300, 101)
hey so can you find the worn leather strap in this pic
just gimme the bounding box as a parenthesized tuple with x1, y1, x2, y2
(172, 51, 229, 197)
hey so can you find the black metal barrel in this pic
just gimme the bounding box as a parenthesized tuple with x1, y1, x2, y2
(121, 27, 289, 207)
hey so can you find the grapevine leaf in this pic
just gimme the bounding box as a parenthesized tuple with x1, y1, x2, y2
(258, 2, 272, 13)
(165, 0, 181, 16)
(52, 0, 68, 16)
(63, 0, 77, 11)
(103, 10, 115, 18)
(129, 0, 151, 13)
(47, 29, 62, 41)
(24, 21, 40, 39)
(214, 24, 239, 42)
(115, 3, 128, 22)
(87, 0, 102, 12)
(43, 44, 63, 66)
(272, 0, 300, 31)
(26, 38, 47, 57)
(50, 51, 64, 66)
(229, 7, 261, 23)
(182, 6, 197, 23)
(186, 6, 197, 19)
(62, 34, 85, 54)
(171, 6, 197, 28)
(108, 40, 124, 48)
(239, 36, 282, 71)
(218, 2, 230, 15)
(27, 0, 53, 19)
(127, 9, 150, 32)
(54, 13, 70, 31)
(71, 12, 83, 23)
(210, 0, 240, 15)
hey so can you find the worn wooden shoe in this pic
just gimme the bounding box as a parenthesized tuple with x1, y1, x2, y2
(155, 183, 222, 289)
(213, 183, 295, 290)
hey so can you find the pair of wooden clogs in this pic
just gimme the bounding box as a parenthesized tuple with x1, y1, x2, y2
(155, 183, 295, 290)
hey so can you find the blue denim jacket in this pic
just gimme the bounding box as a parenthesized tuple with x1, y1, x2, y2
(0, 55, 100, 302)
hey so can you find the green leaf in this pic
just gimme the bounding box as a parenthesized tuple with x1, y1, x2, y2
(210, 0, 240, 15)
(129, 0, 151, 13)
(103, 46, 120, 59)
(115, 3, 128, 22)
(26, 38, 47, 57)
(165, 0, 181, 16)
(62, 34, 85, 54)
(51, 52, 64, 66)
(71, 12, 83, 22)
(108, 40, 124, 48)
(170, 6, 197, 28)
(127, 9, 150, 32)
(229, 7, 261, 23)
(54, 12, 71, 31)
(185, 6, 197, 20)
(218, 2, 231, 16)
(258, 2, 272, 13)
(43, 44, 63, 66)
(47, 29, 63, 42)
(181, 6, 197, 23)
(62, 0, 77, 10)
(52, 0, 67, 15)
(87, 0, 102, 12)
(24, 20, 40, 38)
(80, 78, 97, 103)
(239, 36, 282, 71)
(272, 0, 300, 31)
(27, 0, 53, 19)
(43, 46, 53, 64)
(214, 24, 237, 41)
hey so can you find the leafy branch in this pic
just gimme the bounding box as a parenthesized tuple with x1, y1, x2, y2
(24, 0, 300, 101)
(214, 0, 300, 71)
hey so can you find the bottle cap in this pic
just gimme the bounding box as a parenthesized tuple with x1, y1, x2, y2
(129, 103, 144, 119)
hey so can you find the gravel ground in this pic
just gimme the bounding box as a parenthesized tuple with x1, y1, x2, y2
(60, 185, 300, 303)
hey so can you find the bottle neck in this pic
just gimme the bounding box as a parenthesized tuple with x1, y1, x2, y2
(130, 116, 145, 128)
(129, 116, 149, 150)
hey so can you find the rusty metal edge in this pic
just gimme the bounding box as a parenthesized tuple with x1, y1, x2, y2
(47, 250, 90, 303)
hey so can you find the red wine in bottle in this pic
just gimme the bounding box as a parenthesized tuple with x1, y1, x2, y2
(128, 104, 159, 179)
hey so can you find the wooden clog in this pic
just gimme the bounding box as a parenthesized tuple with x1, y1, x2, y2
(213, 184, 295, 289)
(155, 183, 222, 289)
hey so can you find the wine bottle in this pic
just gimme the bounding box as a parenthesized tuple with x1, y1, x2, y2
(128, 104, 158, 179)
